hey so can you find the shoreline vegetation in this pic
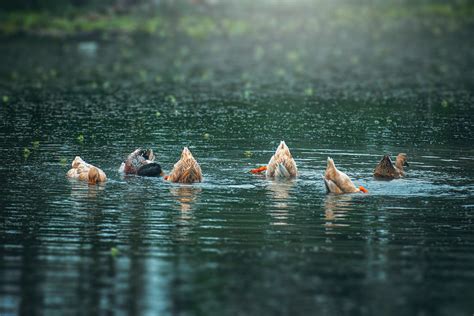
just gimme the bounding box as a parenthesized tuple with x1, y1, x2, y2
(0, 2, 473, 38)
(1, 1, 473, 98)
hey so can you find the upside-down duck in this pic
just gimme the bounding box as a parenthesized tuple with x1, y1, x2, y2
(323, 157, 368, 194)
(166, 147, 203, 183)
(250, 141, 297, 179)
(373, 153, 408, 179)
(67, 156, 107, 184)
(119, 148, 163, 177)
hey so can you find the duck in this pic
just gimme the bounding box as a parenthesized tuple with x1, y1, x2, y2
(67, 156, 107, 184)
(119, 148, 163, 177)
(250, 141, 297, 179)
(324, 157, 368, 194)
(373, 153, 408, 179)
(165, 147, 203, 183)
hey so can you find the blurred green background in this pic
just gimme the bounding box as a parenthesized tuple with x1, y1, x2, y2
(1, 0, 473, 37)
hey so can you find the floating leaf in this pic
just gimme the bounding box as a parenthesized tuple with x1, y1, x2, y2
(2, 95, 9, 103)
(23, 148, 31, 159)
(274, 68, 286, 77)
(139, 69, 148, 80)
(244, 150, 253, 158)
(155, 111, 161, 117)
(32, 140, 40, 149)
(77, 134, 84, 144)
(203, 133, 210, 139)
(304, 87, 314, 96)
(60, 157, 68, 167)
(166, 95, 177, 105)
(110, 247, 119, 257)
(441, 99, 448, 108)
(287, 50, 299, 62)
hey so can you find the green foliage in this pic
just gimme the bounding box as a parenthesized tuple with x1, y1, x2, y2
(0, 0, 116, 12)
(110, 247, 119, 257)
(166, 95, 177, 105)
(60, 157, 68, 167)
(179, 16, 217, 39)
(0, 2, 473, 37)
(23, 147, 31, 159)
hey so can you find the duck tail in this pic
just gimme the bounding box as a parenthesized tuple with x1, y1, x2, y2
(182, 147, 192, 158)
(323, 177, 331, 193)
(325, 157, 337, 180)
(275, 163, 291, 178)
(276, 141, 292, 157)
(71, 156, 84, 168)
(88, 167, 100, 185)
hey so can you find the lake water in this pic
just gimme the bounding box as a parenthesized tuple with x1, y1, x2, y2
(0, 4, 474, 315)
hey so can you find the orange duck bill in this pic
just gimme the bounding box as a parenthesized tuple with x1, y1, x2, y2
(359, 186, 369, 193)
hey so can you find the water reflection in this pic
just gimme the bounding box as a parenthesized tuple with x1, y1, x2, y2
(77, 41, 98, 58)
(68, 180, 106, 200)
(169, 186, 201, 213)
(323, 194, 353, 230)
(169, 186, 201, 242)
(266, 180, 295, 226)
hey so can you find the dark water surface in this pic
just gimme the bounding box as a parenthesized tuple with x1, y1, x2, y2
(1, 7, 474, 315)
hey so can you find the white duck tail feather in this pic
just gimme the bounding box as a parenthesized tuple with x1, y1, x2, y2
(275, 163, 291, 179)
(323, 178, 343, 194)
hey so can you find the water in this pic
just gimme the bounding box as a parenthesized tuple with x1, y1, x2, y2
(1, 4, 474, 315)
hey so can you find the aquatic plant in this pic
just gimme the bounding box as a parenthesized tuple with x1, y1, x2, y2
(0, 2, 473, 38)
(139, 69, 148, 81)
(304, 87, 314, 96)
(110, 247, 119, 257)
(166, 95, 177, 105)
(60, 157, 68, 167)
(23, 148, 31, 159)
